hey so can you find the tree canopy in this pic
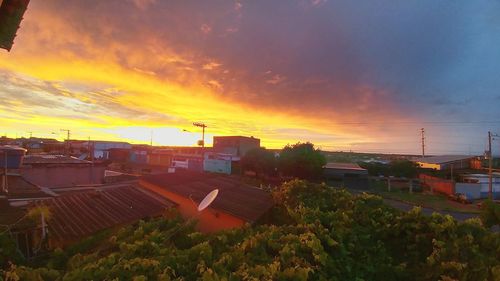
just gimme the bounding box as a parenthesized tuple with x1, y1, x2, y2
(278, 142, 326, 180)
(240, 147, 276, 177)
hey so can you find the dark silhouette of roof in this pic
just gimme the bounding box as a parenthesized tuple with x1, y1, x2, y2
(413, 155, 476, 165)
(141, 171, 274, 223)
(33, 186, 175, 242)
(2, 174, 52, 199)
(0, 0, 30, 51)
(23, 155, 91, 165)
(323, 162, 367, 171)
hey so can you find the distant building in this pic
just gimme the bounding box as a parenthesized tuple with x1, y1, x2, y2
(213, 136, 260, 157)
(413, 155, 479, 170)
(148, 149, 173, 167)
(20, 155, 105, 188)
(457, 173, 500, 199)
(140, 171, 274, 232)
(108, 148, 131, 163)
(323, 162, 368, 178)
(203, 153, 232, 175)
(172, 153, 204, 172)
(85, 141, 132, 160)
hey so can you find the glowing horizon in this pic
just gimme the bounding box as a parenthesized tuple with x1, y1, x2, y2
(1, 1, 499, 154)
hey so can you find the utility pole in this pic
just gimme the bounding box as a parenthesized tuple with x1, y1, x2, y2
(88, 136, 93, 184)
(28, 131, 33, 138)
(150, 130, 153, 146)
(193, 122, 207, 148)
(488, 131, 492, 199)
(488, 131, 499, 200)
(60, 129, 71, 155)
(421, 128, 425, 158)
(60, 129, 70, 141)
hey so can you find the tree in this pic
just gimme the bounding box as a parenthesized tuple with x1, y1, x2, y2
(389, 160, 418, 178)
(278, 142, 326, 180)
(480, 199, 500, 228)
(240, 148, 276, 177)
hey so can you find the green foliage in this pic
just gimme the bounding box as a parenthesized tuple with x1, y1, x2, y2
(480, 200, 500, 228)
(279, 142, 326, 180)
(2, 181, 499, 280)
(360, 160, 418, 178)
(0, 234, 23, 268)
(240, 147, 276, 177)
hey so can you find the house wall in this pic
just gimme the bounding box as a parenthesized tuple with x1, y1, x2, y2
(419, 174, 454, 195)
(139, 181, 246, 232)
(204, 159, 231, 175)
(21, 165, 106, 188)
(148, 154, 172, 167)
(461, 175, 500, 199)
(455, 183, 482, 200)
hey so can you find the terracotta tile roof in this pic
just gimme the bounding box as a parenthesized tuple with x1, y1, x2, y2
(34, 186, 175, 242)
(141, 171, 275, 223)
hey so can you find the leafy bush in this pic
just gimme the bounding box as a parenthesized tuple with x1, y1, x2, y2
(1, 180, 499, 280)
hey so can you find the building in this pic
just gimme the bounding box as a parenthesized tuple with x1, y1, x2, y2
(139, 171, 274, 232)
(413, 155, 479, 171)
(20, 155, 105, 188)
(108, 148, 131, 163)
(323, 162, 368, 178)
(85, 141, 132, 160)
(203, 152, 232, 175)
(213, 136, 260, 157)
(172, 153, 204, 172)
(457, 173, 500, 199)
(148, 149, 173, 167)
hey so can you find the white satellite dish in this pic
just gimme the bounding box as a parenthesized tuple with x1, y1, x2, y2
(197, 189, 219, 211)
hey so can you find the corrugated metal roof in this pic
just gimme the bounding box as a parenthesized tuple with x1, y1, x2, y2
(1, 175, 52, 199)
(23, 155, 91, 165)
(33, 186, 175, 242)
(413, 155, 476, 165)
(323, 162, 367, 171)
(141, 172, 274, 223)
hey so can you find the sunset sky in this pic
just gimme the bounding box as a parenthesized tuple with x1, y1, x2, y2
(1, 0, 499, 155)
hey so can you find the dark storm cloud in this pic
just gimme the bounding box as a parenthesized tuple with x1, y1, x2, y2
(30, 0, 498, 122)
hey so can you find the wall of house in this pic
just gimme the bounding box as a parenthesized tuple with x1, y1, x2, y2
(148, 154, 172, 167)
(21, 165, 106, 188)
(419, 174, 454, 195)
(455, 183, 482, 200)
(139, 181, 246, 232)
(203, 159, 231, 175)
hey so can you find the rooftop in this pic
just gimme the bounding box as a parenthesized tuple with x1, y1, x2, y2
(23, 155, 91, 165)
(33, 186, 175, 242)
(1, 174, 53, 199)
(323, 162, 367, 171)
(413, 155, 477, 165)
(141, 171, 274, 223)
